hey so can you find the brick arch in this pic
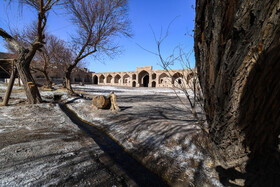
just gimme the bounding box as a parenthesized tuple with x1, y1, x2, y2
(99, 74, 105, 83)
(114, 74, 121, 84)
(93, 75, 98, 84)
(123, 74, 130, 84)
(138, 70, 149, 87)
(132, 74, 136, 80)
(172, 72, 183, 84)
(152, 73, 156, 79)
(158, 73, 169, 84)
(106, 74, 112, 83)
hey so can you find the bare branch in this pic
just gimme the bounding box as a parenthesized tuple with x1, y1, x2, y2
(44, 0, 59, 11)
(63, 0, 131, 93)
(146, 21, 208, 135)
(0, 28, 23, 51)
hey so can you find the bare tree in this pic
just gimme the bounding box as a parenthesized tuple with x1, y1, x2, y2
(0, 0, 59, 104)
(160, 49, 208, 134)
(149, 29, 227, 167)
(143, 25, 208, 134)
(4, 25, 57, 89)
(64, 0, 131, 94)
(49, 37, 75, 86)
(31, 34, 62, 89)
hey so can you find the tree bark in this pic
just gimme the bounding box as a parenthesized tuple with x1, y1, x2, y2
(0, 28, 43, 104)
(16, 52, 42, 104)
(42, 70, 53, 88)
(92, 95, 110, 109)
(65, 69, 75, 94)
(194, 0, 280, 185)
(3, 64, 17, 106)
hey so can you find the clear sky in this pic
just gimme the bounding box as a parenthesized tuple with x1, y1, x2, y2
(0, 0, 195, 73)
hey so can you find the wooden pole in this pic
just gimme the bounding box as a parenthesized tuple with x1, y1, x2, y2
(3, 62, 17, 106)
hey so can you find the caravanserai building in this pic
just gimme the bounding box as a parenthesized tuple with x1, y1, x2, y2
(92, 66, 193, 88)
(0, 52, 193, 88)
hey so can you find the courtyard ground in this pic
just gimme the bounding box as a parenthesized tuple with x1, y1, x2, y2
(0, 83, 223, 186)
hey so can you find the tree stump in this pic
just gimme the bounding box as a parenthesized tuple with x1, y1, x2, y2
(92, 92, 120, 111)
(108, 91, 120, 111)
(92, 95, 110, 109)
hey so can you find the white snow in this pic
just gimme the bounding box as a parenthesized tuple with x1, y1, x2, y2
(0, 84, 23, 90)
(72, 84, 194, 97)
(67, 85, 221, 186)
(0, 83, 220, 186)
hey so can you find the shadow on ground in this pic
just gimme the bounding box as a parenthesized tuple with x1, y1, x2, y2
(66, 91, 218, 186)
(59, 102, 169, 187)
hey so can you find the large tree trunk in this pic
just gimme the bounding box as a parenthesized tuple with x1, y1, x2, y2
(65, 69, 75, 94)
(16, 52, 42, 104)
(194, 0, 280, 186)
(0, 29, 43, 104)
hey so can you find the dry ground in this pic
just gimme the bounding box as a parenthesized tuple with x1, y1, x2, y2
(0, 84, 223, 186)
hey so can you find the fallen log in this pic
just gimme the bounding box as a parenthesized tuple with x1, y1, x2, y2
(92, 95, 110, 109)
(92, 92, 120, 111)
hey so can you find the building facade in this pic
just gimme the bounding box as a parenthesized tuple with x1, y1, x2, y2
(1, 52, 193, 88)
(92, 66, 193, 88)
(0, 52, 92, 85)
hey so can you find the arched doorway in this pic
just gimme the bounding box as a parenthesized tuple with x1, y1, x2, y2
(99, 75, 105, 83)
(143, 75, 149, 87)
(132, 74, 136, 80)
(107, 75, 112, 83)
(138, 70, 149, 87)
(152, 81, 156, 87)
(123, 74, 130, 84)
(172, 72, 183, 84)
(152, 73, 156, 79)
(93, 75, 98, 84)
(114, 74, 121, 84)
(132, 81, 136, 87)
(159, 73, 169, 85)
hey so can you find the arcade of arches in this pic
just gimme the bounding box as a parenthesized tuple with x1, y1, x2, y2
(92, 66, 193, 88)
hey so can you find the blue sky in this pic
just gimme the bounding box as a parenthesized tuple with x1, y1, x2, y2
(0, 0, 195, 73)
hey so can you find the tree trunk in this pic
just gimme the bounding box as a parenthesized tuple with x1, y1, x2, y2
(194, 0, 280, 185)
(16, 53, 42, 104)
(3, 64, 17, 106)
(65, 70, 75, 94)
(0, 28, 43, 104)
(42, 70, 53, 88)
